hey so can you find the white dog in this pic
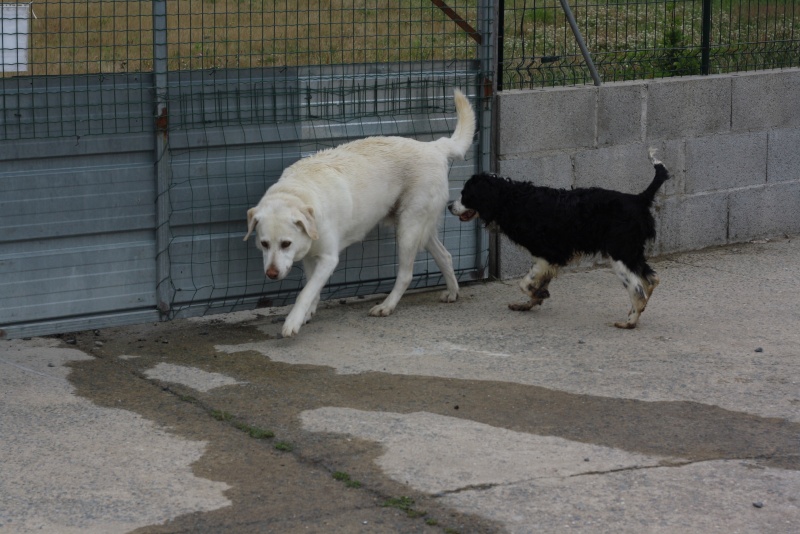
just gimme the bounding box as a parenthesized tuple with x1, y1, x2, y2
(244, 89, 476, 337)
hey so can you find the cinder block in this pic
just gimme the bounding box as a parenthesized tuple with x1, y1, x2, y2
(655, 193, 729, 254)
(685, 133, 767, 193)
(646, 76, 731, 140)
(768, 128, 800, 184)
(573, 144, 658, 194)
(598, 82, 644, 146)
(732, 69, 800, 132)
(496, 233, 532, 280)
(496, 88, 596, 156)
(729, 182, 800, 241)
(497, 152, 573, 189)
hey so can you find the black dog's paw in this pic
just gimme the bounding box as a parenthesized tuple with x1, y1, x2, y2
(532, 288, 550, 299)
(509, 300, 541, 311)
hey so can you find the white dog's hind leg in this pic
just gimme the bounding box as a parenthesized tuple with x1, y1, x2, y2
(369, 217, 424, 317)
(424, 234, 459, 303)
(369, 255, 415, 317)
(282, 254, 339, 337)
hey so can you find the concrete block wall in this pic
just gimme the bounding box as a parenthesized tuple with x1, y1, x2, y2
(493, 68, 800, 279)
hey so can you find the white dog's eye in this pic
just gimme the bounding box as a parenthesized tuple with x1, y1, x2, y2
(280, 240, 291, 249)
(260, 240, 270, 250)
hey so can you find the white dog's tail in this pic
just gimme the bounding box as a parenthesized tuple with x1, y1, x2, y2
(436, 89, 476, 160)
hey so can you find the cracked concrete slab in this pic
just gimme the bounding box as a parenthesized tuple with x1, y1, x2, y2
(143, 362, 246, 392)
(300, 408, 671, 494)
(0, 339, 231, 533)
(441, 461, 800, 533)
(2, 236, 799, 532)
(301, 407, 800, 533)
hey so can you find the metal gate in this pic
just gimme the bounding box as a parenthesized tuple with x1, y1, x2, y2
(0, 1, 493, 339)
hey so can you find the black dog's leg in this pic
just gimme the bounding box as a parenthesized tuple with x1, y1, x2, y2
(644, 270, 660, 300)
(612, 260, 659, 328)
(510, 258, 558, 311)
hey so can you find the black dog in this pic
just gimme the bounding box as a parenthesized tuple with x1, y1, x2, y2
(449, 151, 670, 328)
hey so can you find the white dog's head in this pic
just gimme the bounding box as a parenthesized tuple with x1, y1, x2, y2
(244, 201, 318, 280)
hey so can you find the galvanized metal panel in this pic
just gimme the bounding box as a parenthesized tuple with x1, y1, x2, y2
(0, 132, 157, 335)
(0, 73, 152, 140)
(0, 61, 489, 337)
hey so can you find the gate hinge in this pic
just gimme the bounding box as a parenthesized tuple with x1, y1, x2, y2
(155, 107, 169, 132)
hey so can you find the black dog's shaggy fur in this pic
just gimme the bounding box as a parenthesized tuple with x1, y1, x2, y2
(449, 156, 670, 328)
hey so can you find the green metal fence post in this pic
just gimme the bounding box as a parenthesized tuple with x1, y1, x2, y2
(701, 0, 712, 75)
(496, 0, 504, 92)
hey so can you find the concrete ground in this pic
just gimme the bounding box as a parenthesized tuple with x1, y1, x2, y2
(1, 236, 799, 533)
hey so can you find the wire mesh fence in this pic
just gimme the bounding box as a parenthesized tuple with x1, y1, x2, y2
(0, 1, 491, 332)
(2, 1, 484, 76)
(1, 1, 488, 139)
(149, 1, 492, 318)
(4, 1, 798, 132)
(499, 0, 800, 89)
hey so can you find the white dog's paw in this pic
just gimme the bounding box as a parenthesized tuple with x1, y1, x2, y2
(439, 290, 459, 303)
(368, 302, 395, 317)
(281, 323, 300, 338)
(281, 314, 305, 338)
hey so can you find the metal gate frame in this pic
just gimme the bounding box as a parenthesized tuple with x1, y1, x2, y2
(0, 1, 495, 339)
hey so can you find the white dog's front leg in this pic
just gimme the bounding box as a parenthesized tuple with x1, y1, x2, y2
(282, 254, 338, 337)
(302, 256, 321, 323)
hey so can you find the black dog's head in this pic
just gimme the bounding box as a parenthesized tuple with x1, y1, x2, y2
(448, 172, 503, 223)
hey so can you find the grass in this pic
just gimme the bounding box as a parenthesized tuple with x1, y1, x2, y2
(16, 0, 479, 76)
(6, 1, 797, 85)
(381, 496, 427, 518)
(210, 409, 233, 421)
(332, 471, 363, 488)
(234, 421, 275, 440)
(501, 0, 800, 86)
(209, 409, 275, 439)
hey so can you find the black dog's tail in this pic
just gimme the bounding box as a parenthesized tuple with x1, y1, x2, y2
(639, 148, 671, 204)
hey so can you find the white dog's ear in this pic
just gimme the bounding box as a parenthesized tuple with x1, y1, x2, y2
(294, 206, 319, 240)
(244, 208, 258, 241)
